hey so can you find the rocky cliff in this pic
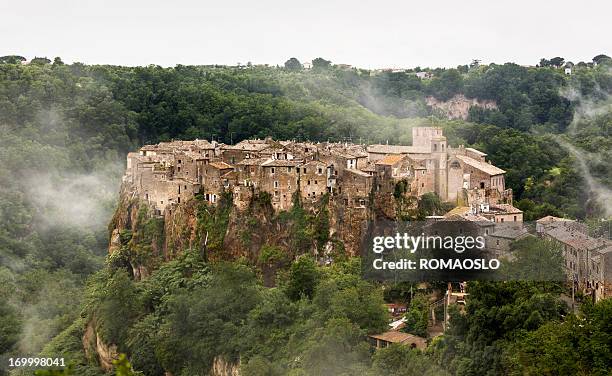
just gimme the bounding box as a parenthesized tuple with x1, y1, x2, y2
(426, 94, 497, 120)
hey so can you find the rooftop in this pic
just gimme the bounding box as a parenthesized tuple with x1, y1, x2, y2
(368, 331, 427, 346)
(455, 155, 506, 176)
(367, 144, 430, 154)
(376, 154, 407, 166)
(209, 161, 234, 170)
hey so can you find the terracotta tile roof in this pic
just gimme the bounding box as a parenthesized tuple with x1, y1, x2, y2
(490, 225, 529, 239)
(490, 204, 522, 214)
(261, 159, 300, 167)
(465, 147, 487, 156)
(375, 154, 406, 166)
(544, 226, 604, 251)
(535, 215, 572, 224)
(346, 168, 372, 177)
(209, 162, 234, 170)
(236, 158, 269, 166)
(368, 331, 427, 346)
(224, 140, 272, 152)
(455, 155, 505, 176)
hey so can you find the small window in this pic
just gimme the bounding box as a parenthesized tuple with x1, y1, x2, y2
(314, 180, 318, 184)
(274, 181, 279, 188)
(271, 167, 275, 173)
(303, 168, 307, 174)
(513, 215, 517, 222)
(318, 168, 323, 174)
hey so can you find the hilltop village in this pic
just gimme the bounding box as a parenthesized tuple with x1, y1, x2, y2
(125, 127, 513, 215)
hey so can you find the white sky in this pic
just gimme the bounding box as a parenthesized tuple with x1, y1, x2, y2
(1, 0, 610, 69)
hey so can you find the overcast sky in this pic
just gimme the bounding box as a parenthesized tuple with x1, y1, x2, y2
(2, 0, 610, 69)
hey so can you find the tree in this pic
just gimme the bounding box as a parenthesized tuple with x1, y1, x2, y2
(592, 54, 611, 65)
(312, 57, 332, 70)
(539, 58, 551, 67)
(31, 56, 51, 65)
(549, 57, 565, 68)
(0, 55, 26, 64)
(285, 256, 319, 301)
(53, 57, 64, 65)
(284, 57, 302, 71)
(402, 294, 428, 337)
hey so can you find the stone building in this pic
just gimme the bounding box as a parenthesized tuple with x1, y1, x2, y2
(539, 218, 612, 301)
(125, 127, 509, 218)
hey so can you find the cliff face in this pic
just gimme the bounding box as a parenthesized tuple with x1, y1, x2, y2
(106, 183, 372, 281)
(106, 180, 419, 282)
(426, 94, 497, 120)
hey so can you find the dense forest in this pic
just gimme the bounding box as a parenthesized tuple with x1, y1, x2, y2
(0, 55, 610, 375)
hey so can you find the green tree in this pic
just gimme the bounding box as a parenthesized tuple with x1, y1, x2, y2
(312, 57, 331, 70)
(285, 256, 319, 301)
(284, 57, 302, 71)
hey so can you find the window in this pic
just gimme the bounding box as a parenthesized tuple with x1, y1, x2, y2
(318, 168, 323, 174)
(178, 167, 181, 172)
(161, 200, 164, 204)
(307, 180, 311, 185)
(314, 180, 318, 184)
(513, 215, 517, 222)
(271, 167, 275, 173)
(274, 181, 279, 188)
(288, 167, 292, 172)
(303, 168, 307, 173)
(178, 160, 182, 164)
(422, 171, 425, 175)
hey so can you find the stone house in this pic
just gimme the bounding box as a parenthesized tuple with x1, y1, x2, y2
(299, 160, 328, 202)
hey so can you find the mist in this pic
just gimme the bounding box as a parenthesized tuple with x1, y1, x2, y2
(555, 69, 612, 217)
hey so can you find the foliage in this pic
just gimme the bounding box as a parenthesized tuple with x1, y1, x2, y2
(403, 294, 429, 337)
(285, 256, 319, 301)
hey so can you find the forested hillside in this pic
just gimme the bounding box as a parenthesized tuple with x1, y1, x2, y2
(0, 56, 610, 376)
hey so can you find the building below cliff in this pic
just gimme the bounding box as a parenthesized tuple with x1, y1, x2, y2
(124, 127, 514, 217)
